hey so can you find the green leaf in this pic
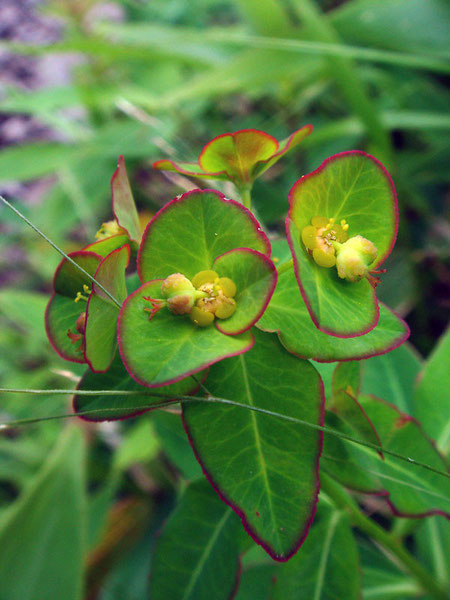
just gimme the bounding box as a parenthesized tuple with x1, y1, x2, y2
(0, 427, 85, 600)
(271, 507, 361, 600)
(416, 517, 450, 591)
(234, 564, 277, 600)
(330, 362, 383, 457)
(361, 343, 421, 413)
(323, 396, 450, 517)
(256, 269, 409, 362)
(118, 280, 254, 386)
(287, 151, 397, 336)
(152, 411, 203, 480)
(150, 479, 243, 600)
(414, 328, 450, 455)
(85, 234, 131, 258)
(85, 245, 129, 372)
(74, 353, 205, 421)
(111, 155, 140, 242)
(137, 189, 270, 283)
(213, 248, 277, 335)
(332, 361, 361, 399)
(113, 418, 160, 472)
(359, 539, 418, 600)
(154, 126, 312, 186)
(45, 251, 101, 362)
(183, 329, 323, 560)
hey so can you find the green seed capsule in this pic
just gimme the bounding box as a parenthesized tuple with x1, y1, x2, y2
(189, 306, 215, 327)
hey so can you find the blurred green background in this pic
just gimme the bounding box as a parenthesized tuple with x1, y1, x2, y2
(0, 1, 448, 598)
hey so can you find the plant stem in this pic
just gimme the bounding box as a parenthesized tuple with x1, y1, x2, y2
(0, 195, 122, 308)
(240, 186, 252, 210)
(276, 259, 293, 275)
(321, 473, 447, 600)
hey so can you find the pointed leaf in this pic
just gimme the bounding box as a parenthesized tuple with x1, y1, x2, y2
(150, 480, 243, 600)
(414, 328, 450, 455)
(111, 155, 140, 242)
(271, 508, 361, 600)
(153, 159, 228, 180)
(331, 362, 383, 457)
(74, 353, 205, 421)
(84, 245, 130, 372)
(0, 427, 85, 600)
(256, 269, 409, 362)
(85, 233, 131, 258)
(323, 397, 450, 517)
(213, 248, 277, 335)
(118, 280, 254, 386)
(183, 329, 324, 561)
(137, 189, 270, 282)
(45, 250, 101, 362)
(287, 151, 398, 336)
(252, 124, 313, 178)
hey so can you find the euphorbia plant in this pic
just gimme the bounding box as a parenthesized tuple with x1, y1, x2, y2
(4, 128, 447, 600)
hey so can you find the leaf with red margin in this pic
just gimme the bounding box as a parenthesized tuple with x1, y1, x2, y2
(251, 125, 313, 179)
(73, 354, 206, 421)
(111, 155, 140, 242)
(152, 159, 229, 181)
(153, 126, 312, 186)
(287, 151, 398, 337)
(150, 479, 244, 600)
(213, 248, 277, 335)
(182, 329, 324, 561)
(45, 251, 101, 363)
(84, 245, 129, 373)
(322, 396, 450, 518)
(199, 129, 278, 183)
(138, 189, 270, 283)
(118, 280, 254, 387)
(84, 234, 130, 258)
(330, 361, 383, 458)
(256, 268, 409, 362)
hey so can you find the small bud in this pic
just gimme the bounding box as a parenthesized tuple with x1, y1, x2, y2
(75, 312, 86, 335)
(161, 273, 197, 315)
(335, 235, 378, 282)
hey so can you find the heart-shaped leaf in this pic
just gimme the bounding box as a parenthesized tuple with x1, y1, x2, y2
(45, 251, 101, 362)
(256, 269, 409, 362)
(271, 507, 361, 600)
(74, 354, 205, 421)
(118, 280, 254, 387)
(322, 396, 450, 517)
(138, 189, 270, 283)
(111, 155, 140, 242)
(150, 480, 244, 600)
(153, 126, 312, 187)
(213, 248, 277, 335)
(84, 245, 130, 372)
(287, 151, 398, 337)
(182, 329, 324, 561)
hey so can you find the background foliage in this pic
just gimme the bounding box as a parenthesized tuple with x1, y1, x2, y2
(0, 0, 448, 598)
